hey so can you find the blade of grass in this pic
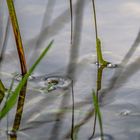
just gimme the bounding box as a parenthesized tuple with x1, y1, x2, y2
(6, 78, 15, 133)
(0, 40, 53, 119)
(6, 0, 27, 75)
(92, 90, 104, 140)
(0, 80, 6, 104)
(96, 38, 108, 66)
(91, 0, 108, 66)
(12, 83, 27, 131)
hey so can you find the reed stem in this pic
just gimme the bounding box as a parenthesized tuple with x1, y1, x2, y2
(6, 0, 27, 75)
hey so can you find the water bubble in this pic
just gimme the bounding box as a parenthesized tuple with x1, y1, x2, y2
(107, 63, 118, 68)
(95, 62, 117, 68)
(91, 134, 113, 140)
(95, 62, 99, 66)
(42, 76, 72, 91)
(119, 110, 131, 116)
(7, 130, 17, 136)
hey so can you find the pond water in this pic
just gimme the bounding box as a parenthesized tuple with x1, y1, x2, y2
(0, 0, 140, 140)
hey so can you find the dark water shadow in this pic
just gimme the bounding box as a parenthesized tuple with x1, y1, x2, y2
(64, 30, 140, 138)
(28, 0, 56, 66)
(49, 0, 86, 139)
(65, 65, 106, 139)
(67, 0, 85, 83)
(0, 1, 10, 70)
(26, 1, 80, 67)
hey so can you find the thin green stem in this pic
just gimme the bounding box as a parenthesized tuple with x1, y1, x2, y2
(92, 0, 98, 40)
(0, 79, 6, 104)
(91, 0, 108, 66)
(92, 90, 104, 140)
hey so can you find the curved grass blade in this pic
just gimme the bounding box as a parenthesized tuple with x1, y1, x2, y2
(6, 0, 27, 75)
(0, 40, 53, 119)
(92, 90, 104, 140)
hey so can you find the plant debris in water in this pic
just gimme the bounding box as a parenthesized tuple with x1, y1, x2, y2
(44, 76, 72, 91)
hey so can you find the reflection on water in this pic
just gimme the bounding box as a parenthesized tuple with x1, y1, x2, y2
(92, 134, 113, 140)
(0, 0, 140, 140)
(118, 109, 131, 116)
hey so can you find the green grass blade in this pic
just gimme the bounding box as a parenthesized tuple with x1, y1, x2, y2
(0, 80, 6, 93)
(96, 38, 108, 66)
(0, 40, 53, 119)
(92, 90, 104, 140)
(92, 0, 108, 66)
(0, 80, 6, 104)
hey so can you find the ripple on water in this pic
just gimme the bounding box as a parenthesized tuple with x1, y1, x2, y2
(91, 134, 113, 140)
(119, 110, 131, 116)
(12, 72, 36, 81)
(11, 73, 72, 92)
(41, 76, 72, 91)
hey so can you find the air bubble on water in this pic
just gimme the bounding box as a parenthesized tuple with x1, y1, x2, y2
(7, 130, 17, 136)
(107, 63, 118, 68)
(119, 110, 131, 116)
(94, 62, 118, 68)
(43, 76, 72, 91)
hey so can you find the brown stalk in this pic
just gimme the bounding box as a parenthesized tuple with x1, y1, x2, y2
(6, 0, 27, 134)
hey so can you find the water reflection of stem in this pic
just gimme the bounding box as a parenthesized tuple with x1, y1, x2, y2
(71, 80, 75, 140)
(65, 108, 95, 139)
(69, 0, 73, 44)
(0, 13, 10, 70)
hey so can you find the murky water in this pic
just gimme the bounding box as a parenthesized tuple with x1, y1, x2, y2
(0, 0, 140, 140)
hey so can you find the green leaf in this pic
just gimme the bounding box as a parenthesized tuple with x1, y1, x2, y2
(0, 40, 53, 119)
(92, 90, 104, 140)
(96, 38, 108, 66)
(0, 80, 6, 104)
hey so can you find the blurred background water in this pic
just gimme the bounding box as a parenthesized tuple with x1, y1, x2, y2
(0, 0, 140, 140)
